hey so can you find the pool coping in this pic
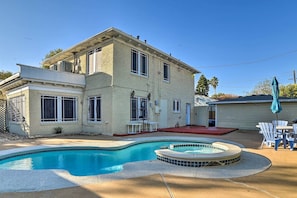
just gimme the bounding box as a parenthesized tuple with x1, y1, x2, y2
(0, 136, 271, 192)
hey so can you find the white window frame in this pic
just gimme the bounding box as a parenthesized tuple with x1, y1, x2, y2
(8, 95, 26, 122)
(87, 47, 102, 75)
(88, 96, 101, 122)
(130, 97, 148, 121)
(163, 63, 170, 82)
(131, 49, 148, 77)
(41, 95, 77, 122)
(41, 95, 57, 122)
(61, 97, 77, 122)
(173, 99, 181, 113)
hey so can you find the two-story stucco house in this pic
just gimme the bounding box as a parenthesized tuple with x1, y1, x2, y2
(0, 27, 199, 136)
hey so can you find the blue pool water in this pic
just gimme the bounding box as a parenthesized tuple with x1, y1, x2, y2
(0, 141, 196, 176)
(171, 144, 224, 154)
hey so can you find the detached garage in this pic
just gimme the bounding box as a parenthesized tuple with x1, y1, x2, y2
(208, 95, 297, 130)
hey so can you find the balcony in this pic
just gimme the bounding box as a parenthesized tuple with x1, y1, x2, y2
(0, 64, 85, 92)
(19, 64, 85, 87)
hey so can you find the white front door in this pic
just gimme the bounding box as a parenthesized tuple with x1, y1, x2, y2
(159, 99, 168, 128)
(186, 103, 191, 125)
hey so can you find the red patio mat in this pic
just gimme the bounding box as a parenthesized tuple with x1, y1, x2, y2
(157, 125, 237, 135)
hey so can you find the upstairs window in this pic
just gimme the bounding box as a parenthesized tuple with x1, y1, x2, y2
(163, 63, 170, 82)
(131, 49, 148, 77)
(87, 47, 102, 75)
(173, 99, 181, 113)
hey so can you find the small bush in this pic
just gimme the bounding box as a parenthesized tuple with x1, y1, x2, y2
(54, 127, 62, 134)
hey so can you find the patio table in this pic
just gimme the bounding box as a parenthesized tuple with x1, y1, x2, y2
(276, 125, 294, 149)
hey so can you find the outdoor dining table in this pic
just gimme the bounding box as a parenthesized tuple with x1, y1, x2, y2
(276, 125, 294, 149)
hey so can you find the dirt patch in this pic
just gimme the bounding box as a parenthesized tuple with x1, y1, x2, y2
(0, 132, 27, 143)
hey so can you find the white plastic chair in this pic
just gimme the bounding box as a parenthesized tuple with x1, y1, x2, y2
(258, 123, 265, 146)
(288, 124, 297, 150)
(259, 122, 282, 150)
(272, 120, 288, 132)
(272, 120, 289, 149)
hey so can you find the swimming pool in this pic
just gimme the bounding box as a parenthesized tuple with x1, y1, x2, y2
(0, 141, 198, 176)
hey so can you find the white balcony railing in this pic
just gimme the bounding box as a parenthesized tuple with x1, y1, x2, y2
(18, 64, 85, 87)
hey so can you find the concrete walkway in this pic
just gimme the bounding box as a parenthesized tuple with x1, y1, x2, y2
(0, 130, 297, 198)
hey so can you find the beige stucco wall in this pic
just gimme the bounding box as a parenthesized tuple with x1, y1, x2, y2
(194, 106, 209, 127)
(6, 87, 30, 136)
(81, 43, 115, 135)
(29, 85, 84, 136)
(80, 39, 196, 135)
(30, 86, 82, 136)
(111, 40, 196, 133)
(7, 84, 84, 137)
(64, 40, 114, 75)
(110, 87, 132, 134)
(4, 37, 196, 136)
(112, 40, 151, 134)
(83, 72, 113, 135)
(215, 102, 297, 130)
(79, 53, 87, 74)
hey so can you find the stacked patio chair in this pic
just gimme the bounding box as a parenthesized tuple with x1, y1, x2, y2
(259, 122, 283, 150)
(272, 120, 296, 150)
(288, 124, 297, 150)
(272, 120, 288, 133)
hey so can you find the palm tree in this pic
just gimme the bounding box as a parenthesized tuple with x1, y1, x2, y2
(209, 76, 219, 96)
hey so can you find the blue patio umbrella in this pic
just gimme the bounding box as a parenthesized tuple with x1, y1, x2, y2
(270, 77, 282, 119)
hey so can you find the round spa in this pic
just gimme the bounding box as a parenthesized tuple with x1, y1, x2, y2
(154, 142, 242, 167)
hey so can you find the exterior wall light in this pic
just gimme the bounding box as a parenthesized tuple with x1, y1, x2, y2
(131, 90, 135, 98)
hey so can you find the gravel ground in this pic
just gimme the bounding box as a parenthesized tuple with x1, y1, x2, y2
(0, 132, 27, 143)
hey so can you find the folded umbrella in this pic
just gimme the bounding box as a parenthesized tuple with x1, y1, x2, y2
(271, 76, 282, 119)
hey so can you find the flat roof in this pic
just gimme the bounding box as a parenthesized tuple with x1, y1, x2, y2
(208, 95, 297, 105)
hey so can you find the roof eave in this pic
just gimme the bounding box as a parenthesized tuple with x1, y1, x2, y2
(43, 27, 200, 74)
(209, 98, 297, 105)
(0, 73, 21, 91)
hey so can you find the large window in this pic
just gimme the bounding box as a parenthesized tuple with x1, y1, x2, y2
(87, 47, 102, 75)
(41, 96, 57, 122)
(8, 95, 25, 122)
(41, 96, 77, 122)
(131, 49, 148, 76)
(163, 63, 170, 82)
(88, 96, 101, 122)
(130, 97, 148, 121)
(173, 99, 181, 113)
(62, 97, 77, 121)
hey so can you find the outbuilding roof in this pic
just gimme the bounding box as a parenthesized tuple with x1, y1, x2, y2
(208, 95, 297, 105)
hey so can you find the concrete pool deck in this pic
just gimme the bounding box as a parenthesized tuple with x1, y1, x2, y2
(0, 130, 297, 197)
(0, 136, 270, 192)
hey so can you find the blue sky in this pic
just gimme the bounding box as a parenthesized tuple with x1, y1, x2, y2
(1, 0, 297, 96)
